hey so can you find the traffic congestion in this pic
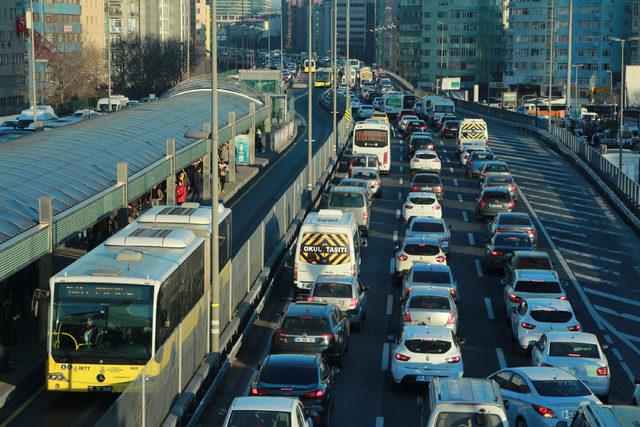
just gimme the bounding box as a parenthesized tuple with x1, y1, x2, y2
(220, 64, 640, 427)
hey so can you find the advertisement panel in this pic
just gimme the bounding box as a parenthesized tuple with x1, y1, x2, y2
(235, 134, 251, 165)
(442, 77, 461, 90)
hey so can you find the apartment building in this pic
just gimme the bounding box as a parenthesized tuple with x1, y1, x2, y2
(80, 0, 104, 48)
(0, 1, 26, 114)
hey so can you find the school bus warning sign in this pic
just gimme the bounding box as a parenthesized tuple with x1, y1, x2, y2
(299, 233, 350, 265)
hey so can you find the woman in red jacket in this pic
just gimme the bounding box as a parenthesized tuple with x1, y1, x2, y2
(176, 179, 187, 205)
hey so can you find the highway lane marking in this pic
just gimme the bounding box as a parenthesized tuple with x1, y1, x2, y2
(446, 156, 451, 163)
(381, 343, 390, 371)
(566, 259, 621, 276)
(400, 165, 404, 173)
(542, 219, 625, 236)
(529, 200, 603, 215)
(449, 167, 454, 174)
(376, 416, 384, 427)
(530, 203, 614, 220)
(386, 294, 394, 315)
(462, 211, 469, 222)
(453, 179, 459, 186)
(495, 348, 507, 369)
(1, 386, 45, 426)
(619, 361, 635, 383)
(556, 247, 623, 264)
(604, 335, 614, 345)
(457, 194, 463, 202)
(623, 334, 640, 343)
(545, 226, 587, 238)
(439, 140, 444, 146)
(612, 348, 624, 360)
(484, 297, 495, 320)
(389, 258, 395, 274)
(573, 273, 619, 287)
(474, 259, 484, 278)
(399, 177, 403, 185)
(523, 186, 604, 202)
(393, 231, 398, 242)
(511, 173, 586, 190)
(395, 209, 401, 219)
(398, 192, 403, 200)
(585, 288, 640, 306)
(534, 209, 593, 222)
(443, 148, 447, 153)
(553, 238, 628, 255)
(467, 232, 475, 246)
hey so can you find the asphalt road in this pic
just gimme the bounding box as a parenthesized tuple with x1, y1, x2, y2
(201, 108, 640, 427)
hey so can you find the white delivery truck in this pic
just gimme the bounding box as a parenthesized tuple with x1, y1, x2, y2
(456, 118, 489, 153)
(294, 210, 361, 297)
(431, 98, 455, 123)
(420, 96, 443, 120)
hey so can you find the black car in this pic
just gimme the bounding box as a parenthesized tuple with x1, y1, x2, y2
(271, 302, 350, 366)
(503, 250, 553, 282)
(483, 233, 534, 273)
(407, 135, 435, 158)
(405, 120, 427, 136)
(475, 187, 515, 220)
(250, 354, 336, 425)
(488, 212, 537, 244)
(410, 173, 443, 200)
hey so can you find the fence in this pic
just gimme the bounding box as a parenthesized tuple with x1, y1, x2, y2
(97, 115, 352, 427)
(270, 121, 297, 153)
(452, 98, 640, 213)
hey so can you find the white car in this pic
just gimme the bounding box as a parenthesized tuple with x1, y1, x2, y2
(634, 380, 640, 405)
(401, 263, 459, 302)
(502, 270, 567, 316)
(510, 298, 581, 353)
(402, 192, 442, 221)
(391, 325, 464, 390)
(222, 396, 312, 427)
(531, 331, 610, 401)
(357, 105, 375, 120)
(488, 367, 600, 427)
(398, 115, 419, 131)
(401, 287, 458, 334)
(410, 149, 441, 175)
(395, 237, 447, 281)
(406, 217, 452, 253)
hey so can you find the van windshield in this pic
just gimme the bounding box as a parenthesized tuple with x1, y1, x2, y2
(434, 413, 503, 427)
(329, 192, 365, 208)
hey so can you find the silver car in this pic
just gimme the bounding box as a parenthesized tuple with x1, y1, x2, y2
(401, 263, 459, 303)
(401, 287, 458, 334)
(350, 167, 382, 197)
(406, 217, 452, 253)
(309, 275, 369, 330)
(327, 186, 371, 238)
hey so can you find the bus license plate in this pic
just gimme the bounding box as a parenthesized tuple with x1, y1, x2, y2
(89, 386, 113, 392)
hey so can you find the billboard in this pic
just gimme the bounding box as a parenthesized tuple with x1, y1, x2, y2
(442, 77, 461, 90)
(626, 65, 640, 107)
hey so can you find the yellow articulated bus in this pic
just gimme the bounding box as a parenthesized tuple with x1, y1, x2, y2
(314, 68, 332, 87)
(47, 203, 231, 393)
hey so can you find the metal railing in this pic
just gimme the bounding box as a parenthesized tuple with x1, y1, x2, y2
(97, 115, 352, 427)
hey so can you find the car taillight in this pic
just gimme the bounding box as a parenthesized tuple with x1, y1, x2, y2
(375, 179, 381, 187)
(509, 294, 522, 304)
(293, 262, 298, 280)
(394, 353, 411, 362)
(446, 312, 455, 324)
(250, 388, 269, 396)
(468, 160, 474, 167)
(521, 321, 536, 329)
(428, 144, 434, 150)
(397, 253, 408, 261)
(491, 250, 503, 256)
(482, 172, 487, 178)
(435, 255, 446, 263)
(596, 366, 608, 376)
(510, 184, 518, 191)
(404, 311, 412, 322)
(276, 331, 289, 342)
(449, 289, 458, 299)
(404, 204, 413, 209)
(479, 200, 487, 207)
(433, 204, 441, 210)
(383, 152, 388, 165)
(495, 228, 505, 233)
(411, 185, 419, 191)
(302, 390, 326, 399)
(434, 158, 440, 163)
(320, 332, 334, 341)
(348, 298, 360, 309)
(445, 355, 461, 363)
(532, 404, 556, 419)
(508, 200, 516, 207)
(434, 186, 442, 192)
(363, 211, 369, 219)
(306, 296, 315, 302)
(529, 229, 536, 235)
(558, 295, 567, 300)
(568, 324, 581, 331)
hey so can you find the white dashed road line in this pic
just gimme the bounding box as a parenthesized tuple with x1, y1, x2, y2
(386, 294, 394, 315)
(495, 348, 507, 369)
(395, 209, 401, 219)
(453, 178, 459, 186)
(376, 417, 384, 427)
(474, 259, 484, 278)
(462, 211, 469, 222)
(457, 194, 463, 202)
(389, 258, 395, 275)
(584, 288, 640, 307)
(381, 343, 390, 371)
(397, 192, 402, 200)
(393, 231, 398, 242)
(467, 232, 475, 246)
(484, 297, 495, 320)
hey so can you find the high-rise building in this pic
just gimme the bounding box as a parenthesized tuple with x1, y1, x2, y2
(282, 0, 328, 55)
(80, 0, 105, 48)
(632, 0, 640, 63)
(375, 0, 398, 70)
(106, 0, 189, 43)
(0, 2, 26, 114)
(193, 0, 210, 56)
(398, 0, 504, 91)
(504, 0, 631, 103)
(336, 0, 375, 64)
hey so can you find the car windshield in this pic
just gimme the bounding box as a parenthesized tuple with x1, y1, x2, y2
(405, 339, 452, 354)
(548, 342, 600, 358)
(531, 379, 592, 397)
(412, 270, 450, 283)
(516, 257, 552, 270)
(409, 196, 437, 205)
(411, 222, 445, 233)
(499, 216, 531, 226)
(313, 282, 353, 298)
(416, 153, 437, 160)
(514, 280, 562, 294)
(281, 316, 329, 334)
(404, 243, 440, 256)
(409, 296, 450, 310)
(408, 121, 424, 127)
(228, 410, 291, 426)
(414, 175, 440, 184)
(329, 192, 365, 208)
(530, 310, 573, 323)
(260, 363, 317, 385)
(434, 413, 504, 427)
(495, 235, 532, 247)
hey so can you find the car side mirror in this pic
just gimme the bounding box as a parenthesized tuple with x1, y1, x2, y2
(457, 336, 466, 346)
(331, 366, 341, 374)
(601, 344, 609, 350)
(393, 243, 399, 251)
(448, 224, 454, 230)
(364, 286, 371, 292)
(500, 279, 507, 286)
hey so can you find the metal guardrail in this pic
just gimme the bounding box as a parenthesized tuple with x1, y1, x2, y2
(97, 115, 352, 427)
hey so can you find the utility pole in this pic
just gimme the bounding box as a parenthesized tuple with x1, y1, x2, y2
(106, 0, 112, 111)
(280, 11, 284, 69)
(268, 19, 271, 68)
(547, 0, 554, 129)
(565, 0, 573, 116)
(345, 0, 350, 107)
(186, 0, 190, 78)
(27, 0, 36, 110)
(332, 4, 338, 158)
(210, 0, 220, 356)
(307, 0, 313, 189)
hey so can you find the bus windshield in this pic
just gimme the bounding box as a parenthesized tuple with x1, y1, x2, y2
(354, 129, 389, 148)
(51, 283, 153, 364)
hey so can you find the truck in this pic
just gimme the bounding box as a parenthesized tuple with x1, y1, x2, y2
(430, 98, 455, 123)
(97, 95, 129, 113)
(420, 95, 443, 120)
(359, 67, 373, 85)
(383, 91, 404, 117)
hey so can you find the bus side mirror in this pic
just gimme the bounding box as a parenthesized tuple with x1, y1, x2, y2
(31, 289, 50, 316)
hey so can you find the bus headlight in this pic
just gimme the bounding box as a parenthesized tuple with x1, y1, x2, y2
(47, 372, 67, 381)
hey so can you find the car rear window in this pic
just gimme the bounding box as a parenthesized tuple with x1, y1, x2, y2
(548, 342, 600, 358)
(531, 380, 591, 397)
(405, 339, 451, 354)
(313, 282, 353, 298)
(416, 153, 437, 160)
(412, 137, 432, 144)
(414, 175, 440, 184)
(281, 316, 329, 334)
(350, 157, 366, 167)
(412, 271, 450, 284)
(352, 171, 376, 180)
(409, 296, 450, 310)
(415, 141, 433, 150)
(486, 175, 513, 185)
(329, 192, 365, 208)
(514, 280, 562, 294)
(494, 234, 532, 247)
(471, 153, 495, 161)
(404, 243, 441, 256)
(434, 413, 503, 427)
(516, 257, 552, 270)
(487, 164, 509, 173)
(229, 411, 291, 426)
(411, 222, 445, 233)
(261, 363, 318, 385)
(408, 121, 424, 127)
(499, 216, 531, 226)
(483, 191, 511, 201)
(409, 196, 437, 205)
(341, 180, 366, 188)
(530, 310, 572, 323)
(367, 158, 379, 167)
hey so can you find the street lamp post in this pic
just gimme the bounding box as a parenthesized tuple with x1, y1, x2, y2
(307, 0, 313, 189)
(280, 11, 284, 69)
(547, 0, 554, 129)
(345, 0, 351, 111)
(607, 36, 640, 170)
(437, 21, 445, 94)
(332, 4, 338, 158)
(572, 64, 583, 115)
(566, 0, 573, 116)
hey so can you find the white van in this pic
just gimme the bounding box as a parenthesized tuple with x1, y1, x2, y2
(420, 378, 509, 427)
(294, 209, 361, 297)
(457, 118, 489, 153)
(420, 95, 443, 120)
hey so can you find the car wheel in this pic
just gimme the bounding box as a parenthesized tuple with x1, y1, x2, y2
(515, 417, 527, 427)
